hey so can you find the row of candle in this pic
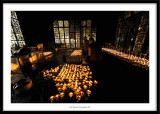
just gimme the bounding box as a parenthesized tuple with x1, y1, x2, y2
(102, 48, 149, 69)
(43, 64, 98, 102)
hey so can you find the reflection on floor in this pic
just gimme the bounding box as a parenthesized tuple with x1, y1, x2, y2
(11, 52, 149, 103)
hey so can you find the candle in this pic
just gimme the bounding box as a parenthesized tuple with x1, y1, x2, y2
(80, 91, 84, 97)
(60, 92, 65, 98)
(83, 85, 88, 90)
(55, 94, 59, 100)
(49, 96, 55, 102)
(86, 90, 91, 96)
(76, 95, 81, 102)
(69, 92, 74, 98)
(57, 87, 61, 92)
(94, 80, 98, 85)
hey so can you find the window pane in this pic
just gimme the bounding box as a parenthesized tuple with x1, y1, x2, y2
(86, 33, 91, 40)
(92, 32, 96, 38)
(59, 28, 64, 34)
(70, 33, 75, 39)
(65, 39, 69, 43)
(13, 26, 21, 34)
(70, 27, 74, 32)
(11, 11, 17, 19)
(66, 43, 70, 48)
(76, 33, 80, 39)
(87, 20, 91, 26)
(71, 39, 75, 43)
(60, 33, 64, 38)
(55, 39, 60, 43)
(53, 20, 58, 27)
(11, 41, 18, 47)
(18, 41, 25, 47)
(69, 20, 74, 26)
(59, 28, 64, 38)
(60, 38, 65, 43)
(86, 27, 91, 33)
(76, 39, 80, 43)
(76, 42, 80, 48)
(16, 34, 24, 40)
(54, 28, 59, 38)
(64, 28, 69, 38)
(81, 20, 86, 26)
(58, 20, 63, 27)
(64, 20, 69, 27)
(11, 28, 16, 40)
(71, 43, 75, 48)
(11, 18, 19, 27)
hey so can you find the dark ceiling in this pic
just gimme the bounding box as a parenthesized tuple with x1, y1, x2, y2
(16, 11, 122, 47)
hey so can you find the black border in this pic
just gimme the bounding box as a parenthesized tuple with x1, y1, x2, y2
(1, 0, 159, 113)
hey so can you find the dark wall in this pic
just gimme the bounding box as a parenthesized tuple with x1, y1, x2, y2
(16, 11, 121, 49)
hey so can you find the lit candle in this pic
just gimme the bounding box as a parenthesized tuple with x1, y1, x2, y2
(69, 92, 74, 98)
(60, 92, 65, 99)
(55, 94, 59, 100)
(76, 95, 81, 102)
(49, 96, 55, 102)
(94, 80, 98, 85)
(83, 85, 88, 90)
(80, 91, 84, 97)
(89, 83, 92, 87)
(86, 90, 91, 96)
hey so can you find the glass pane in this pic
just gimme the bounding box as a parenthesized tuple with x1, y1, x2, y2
(86, 33, 91, 40)
(70, 33, 75, 39)
(16, 34, 24, 40)
(76, 42, 80, 48)
(81, 20, 86, 26)
(60, 38, 65, 43)
(55, 39, 60, 43)
(69, 20, 74, 26)
(53, 20, 58, 27)
(64, 28, 69, 38)
(54, 33, 59, 38)
(64, 20, 69, 27)
(76, 39, 80, 43)
(82, 27, 86, 33)
(65, 39, 69, 43)
(11, 18, 19, 27)
(58, 20, 63, 27)
(87, 20, 91, 26)
(11, 41, 18, 47)
(66, 43, 70, 48)
(11, 28, 16, 40)
(11, 11, 17, 19)
(13, 26, 21, 34)
(70, 27, 74, 32)
(86, 27, 91, 33)
(92, 32, 96, 38)
(18, 41, 25, 47)
(54, 28, 59, 38)
(59, 28, 64, 38)
(60, 33, 64, 38)
(71, 39, 75, 43)
(76, 33, 80, 39)
(59, 28, 64, 34)
(71, 43, 75, 48)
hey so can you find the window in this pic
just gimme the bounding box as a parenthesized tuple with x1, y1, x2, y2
(53, 20, 96, 48)
(11, 11, 26, 56)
